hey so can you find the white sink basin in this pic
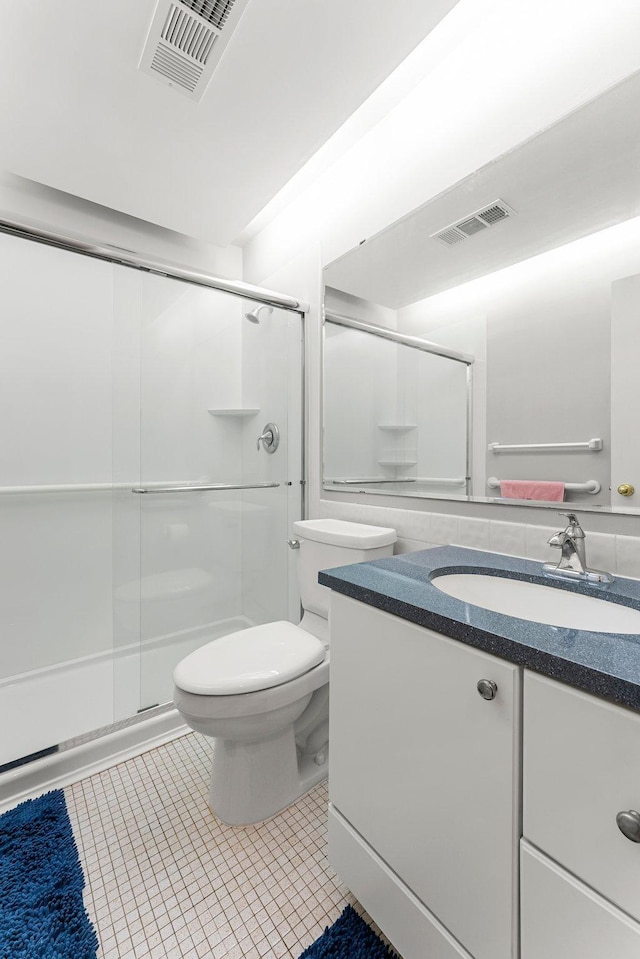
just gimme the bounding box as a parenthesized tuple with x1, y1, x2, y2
(432, 573, 640, 634)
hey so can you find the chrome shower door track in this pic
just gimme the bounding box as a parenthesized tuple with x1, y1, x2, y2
(0, 215, 309, 314)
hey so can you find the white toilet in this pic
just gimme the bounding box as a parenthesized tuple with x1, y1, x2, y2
(173, 518, 396, 825)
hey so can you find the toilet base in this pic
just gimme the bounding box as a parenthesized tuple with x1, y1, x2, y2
(209, 726, 328, 825)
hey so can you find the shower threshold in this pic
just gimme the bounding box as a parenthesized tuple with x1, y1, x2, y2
(0, 615, 254, 771)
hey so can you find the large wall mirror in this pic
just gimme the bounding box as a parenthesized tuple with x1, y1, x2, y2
(322, 71, 640, 513)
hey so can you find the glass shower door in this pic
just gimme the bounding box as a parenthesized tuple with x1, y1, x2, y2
(0, 233, 118, 767)
(115, 270, 303, 712)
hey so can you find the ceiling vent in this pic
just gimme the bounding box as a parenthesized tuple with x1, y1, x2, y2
(140, 0, 250, 101)
(431, 200, 516, 248)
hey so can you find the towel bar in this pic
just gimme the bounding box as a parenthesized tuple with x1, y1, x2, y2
(487, 477, 601, 494)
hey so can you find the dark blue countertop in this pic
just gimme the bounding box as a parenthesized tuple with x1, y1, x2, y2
(318, 546, 640, 712)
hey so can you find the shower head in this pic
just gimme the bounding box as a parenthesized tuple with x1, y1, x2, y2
(244, 305, 273, 324)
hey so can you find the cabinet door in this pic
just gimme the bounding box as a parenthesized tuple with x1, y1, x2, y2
(521, 841, 640, 959)
(329, 593, 521, 959)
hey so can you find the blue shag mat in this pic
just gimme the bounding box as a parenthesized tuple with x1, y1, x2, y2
(299, 905, 395, 959)
(0, 790, 98, 959)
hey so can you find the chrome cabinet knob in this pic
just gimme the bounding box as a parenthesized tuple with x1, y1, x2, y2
(616, 810, 640, 842)
(477, 679, 498, 700)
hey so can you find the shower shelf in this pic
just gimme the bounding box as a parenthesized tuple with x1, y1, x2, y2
(208, 408, 260, 417)
(379, 459, 418, 467)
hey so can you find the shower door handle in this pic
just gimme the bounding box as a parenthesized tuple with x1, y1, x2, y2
(256, 422, 280, 453)
(131, 482, 280, 494)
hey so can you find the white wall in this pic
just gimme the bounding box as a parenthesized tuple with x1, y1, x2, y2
(243, 2, 640, 284)
(0, 171, 242, 278)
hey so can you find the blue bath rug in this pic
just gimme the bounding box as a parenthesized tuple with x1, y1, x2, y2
(0, 790, 98, 959)
(299, 905, 395, 959)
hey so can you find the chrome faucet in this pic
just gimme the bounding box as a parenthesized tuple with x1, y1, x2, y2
(542, 513, 613, 584)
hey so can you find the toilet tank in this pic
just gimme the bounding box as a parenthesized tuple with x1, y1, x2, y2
(292, 519, 396, 621)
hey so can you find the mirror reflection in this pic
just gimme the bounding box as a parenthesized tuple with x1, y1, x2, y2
(323, 71, 640, 511)
(324, 319, 471, 495)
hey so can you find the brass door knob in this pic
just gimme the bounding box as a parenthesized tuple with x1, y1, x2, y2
(617, 484, 635, 497)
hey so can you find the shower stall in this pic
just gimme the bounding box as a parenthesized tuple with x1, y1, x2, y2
(0, 224, 304, 774)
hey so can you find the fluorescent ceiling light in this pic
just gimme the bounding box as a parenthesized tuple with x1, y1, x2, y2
(237, 0, 496, 243)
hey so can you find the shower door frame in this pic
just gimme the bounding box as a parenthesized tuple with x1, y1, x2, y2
(0, 213, 308, 520)
(0, 216, 309, 312)
(0, 215, 308, 776)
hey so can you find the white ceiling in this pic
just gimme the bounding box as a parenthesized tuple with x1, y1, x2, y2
(0, 0, 459, 247)
(324, 71, 640, 309)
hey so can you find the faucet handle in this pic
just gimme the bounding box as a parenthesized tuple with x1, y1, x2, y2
(256, 422, 280, 453)
(558, 512, 584, 534)
(548, 511, 584, 548)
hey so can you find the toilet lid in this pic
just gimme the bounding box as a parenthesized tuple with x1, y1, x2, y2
(173, 622, 326, 695)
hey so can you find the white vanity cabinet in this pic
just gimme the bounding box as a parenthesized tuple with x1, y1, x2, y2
(328, 593, 521, 959)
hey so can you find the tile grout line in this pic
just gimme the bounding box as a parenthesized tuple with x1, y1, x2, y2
(64, 731, 358, 959)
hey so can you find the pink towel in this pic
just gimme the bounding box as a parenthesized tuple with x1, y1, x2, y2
(499, 480, 565, 502)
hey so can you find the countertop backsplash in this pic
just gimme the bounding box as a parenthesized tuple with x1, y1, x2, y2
(319, 500, 639, 579)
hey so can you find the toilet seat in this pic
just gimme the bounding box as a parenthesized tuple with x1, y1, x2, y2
(173, 622, 326, 696)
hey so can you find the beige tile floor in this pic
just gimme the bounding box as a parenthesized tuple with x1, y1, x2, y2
(65, 732, 364, 959)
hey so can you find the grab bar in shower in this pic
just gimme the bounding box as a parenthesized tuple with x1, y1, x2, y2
(488, 438, 603, 453)
(131, 482, 281, 494)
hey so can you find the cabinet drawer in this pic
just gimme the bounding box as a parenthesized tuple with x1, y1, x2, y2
(521, 841, 640, 959)
(524, 671, 640, 922)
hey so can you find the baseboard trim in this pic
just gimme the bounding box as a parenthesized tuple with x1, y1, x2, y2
(0, 707, 189, 813)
